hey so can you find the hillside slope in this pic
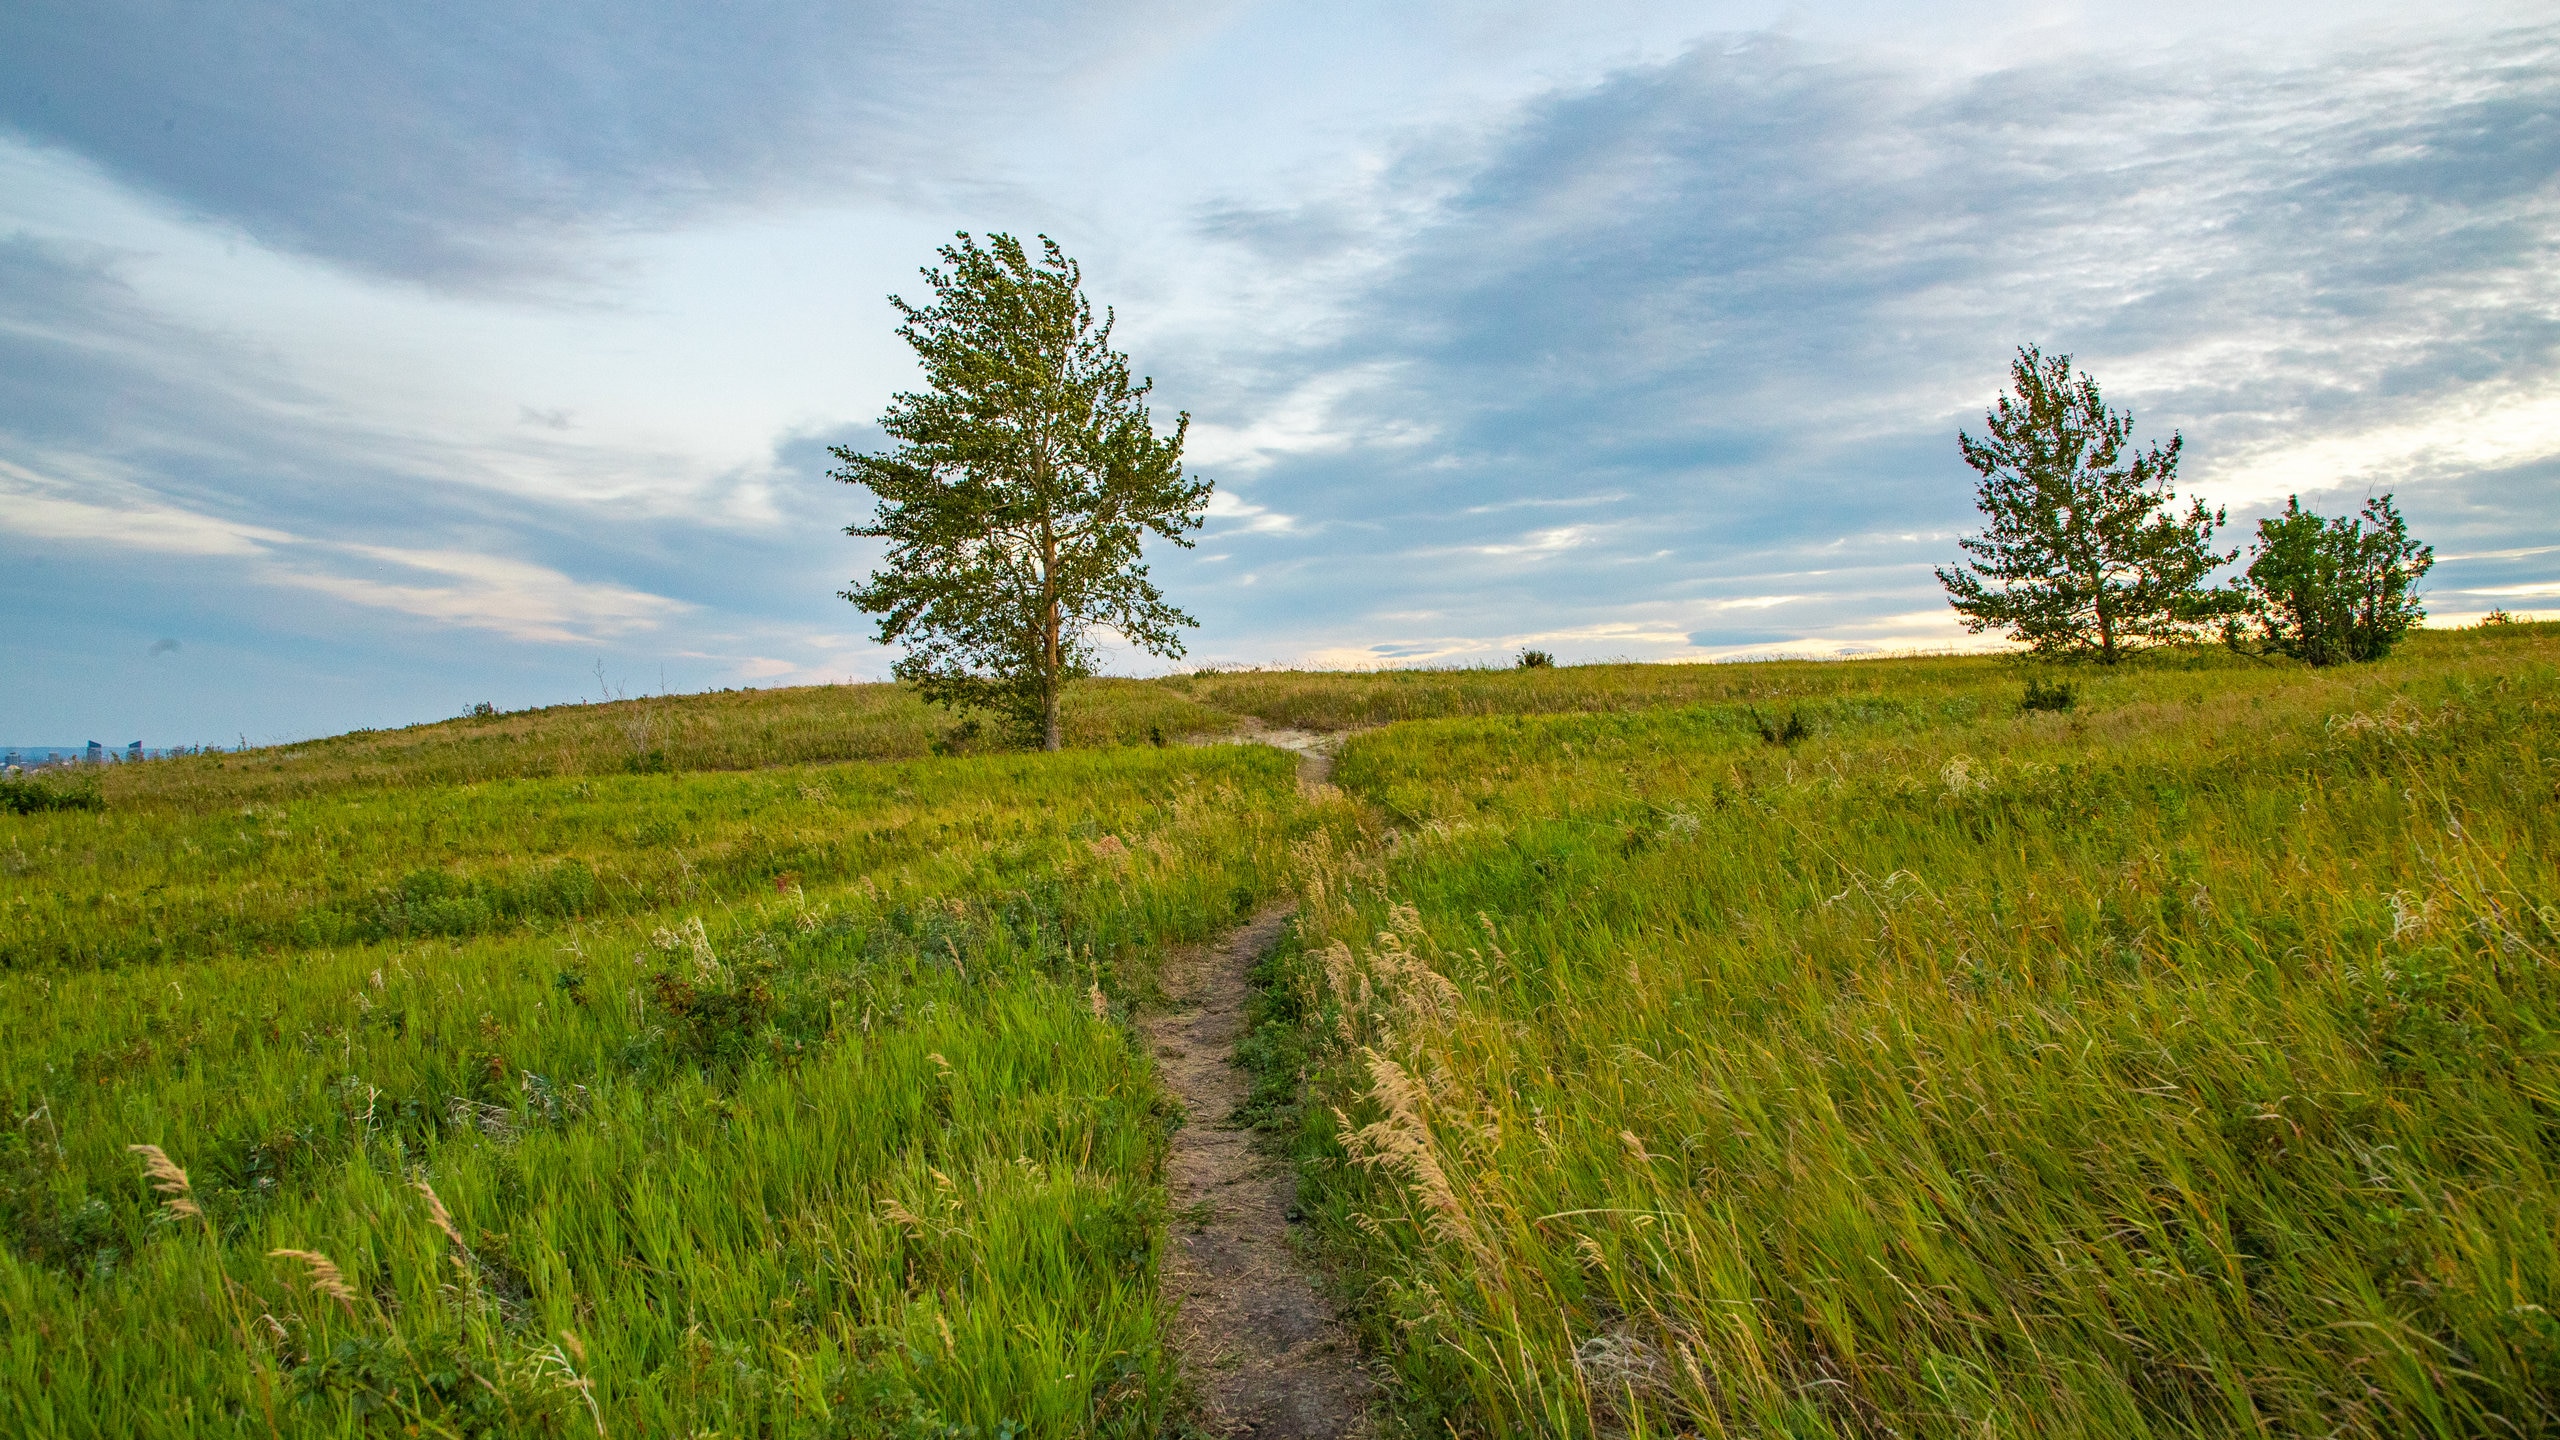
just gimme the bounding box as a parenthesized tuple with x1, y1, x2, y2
(6, 624, 2554, 1437)
(1254, 623, 2560, 1437)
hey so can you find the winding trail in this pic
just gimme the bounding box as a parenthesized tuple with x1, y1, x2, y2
(1149, 732, 1370, 1437)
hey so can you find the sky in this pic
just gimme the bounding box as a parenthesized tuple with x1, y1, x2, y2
(2, 1, 2555, 745)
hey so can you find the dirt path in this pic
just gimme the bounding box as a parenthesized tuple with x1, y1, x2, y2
(1149, 736, 1370, 1437)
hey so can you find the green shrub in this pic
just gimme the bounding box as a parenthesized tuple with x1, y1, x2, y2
(2019, 675, 2077, 711)
(1749, 706, 1810, 745)
(2232, 493, 2433, 665)
(0, 773, 103, 814)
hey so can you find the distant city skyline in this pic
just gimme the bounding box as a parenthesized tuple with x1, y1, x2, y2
(4, 1, 2555, 742)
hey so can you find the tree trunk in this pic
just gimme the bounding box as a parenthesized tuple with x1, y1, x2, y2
(1041, 532, 1063, 752)
(2091, 567, 2118, 664)
(1042, 592, 1063, 752)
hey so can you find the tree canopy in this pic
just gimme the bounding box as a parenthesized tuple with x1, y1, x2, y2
(832, 233, 1210, 750)
(1938, 347, 2232, 663)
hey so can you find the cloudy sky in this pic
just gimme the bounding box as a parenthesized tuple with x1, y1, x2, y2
(3, 1, 2554, 744)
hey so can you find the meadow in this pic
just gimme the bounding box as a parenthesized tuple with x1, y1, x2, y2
(5, 623, 2555, 1437)
(87, 677, 1238, 810)
(3, 724, 1350, 1436)
(1253, 622, 2560, 1437)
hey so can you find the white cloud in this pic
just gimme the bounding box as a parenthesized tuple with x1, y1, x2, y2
(1183, 362, 1437, 475)
(0, 458, 286, 556)
(1204, 488, 1301, 535)
(0, 458, 688, 646)
(2200, 382, 2560, 508)
(1463, 491, 1627, 515)
(280, 545, 690, 646)
(1701, 593, 1809, 613)
(1470, 525, 1598, 557)
(2458, 580, 2560, 598)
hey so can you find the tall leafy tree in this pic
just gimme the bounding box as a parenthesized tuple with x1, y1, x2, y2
(2231, 493, 2433, 665)
(833, 233, 1211, 750)
(1937, 347, 2233, 662)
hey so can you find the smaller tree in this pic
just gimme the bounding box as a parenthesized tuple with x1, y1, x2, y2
(1938, 347, 2233, 663)
(2229, 493, 2432, 665)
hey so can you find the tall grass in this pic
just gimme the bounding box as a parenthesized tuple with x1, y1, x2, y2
(16, 623, 2553, 1435)
(5, 749, 1260, 970)
(1253, 624, 2560, 1437)
(1175, 624, 2555, 732)
(1174, 653, 2032, 731)
(3, 736, 1355, 1436)
(100, 677, 1240, 811)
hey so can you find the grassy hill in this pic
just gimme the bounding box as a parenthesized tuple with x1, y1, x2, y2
(1257, 622, 2560, 1437)
(85, 677, 1243, 810)
(4, 623, 2556, 1436)
(3, 683, 1334, 1437)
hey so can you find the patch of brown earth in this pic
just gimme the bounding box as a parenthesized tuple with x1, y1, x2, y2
(1150, 739, 1370, 1437)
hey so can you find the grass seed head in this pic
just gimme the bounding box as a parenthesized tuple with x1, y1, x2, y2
(268, 1248, 360, 1318)
(879, 1196, 926, 1239)
(415, 1178, 471, 1262)
(1343, 1051, 1488, 1263)
(126, 1143, 202, 1223)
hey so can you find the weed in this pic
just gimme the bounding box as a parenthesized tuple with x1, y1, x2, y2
(2020, 674, 2077, 711)
(1749, 705, 1811, 745)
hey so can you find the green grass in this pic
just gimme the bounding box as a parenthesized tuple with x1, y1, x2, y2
(1170, 652, 2023, 731)
(10, 625, 2556, 1437)
(100, 676, 1241, 811)
(6, 749, 1265, 971)
(3, 733, 1349, 1436)
(1246, 624, 2560, 1437)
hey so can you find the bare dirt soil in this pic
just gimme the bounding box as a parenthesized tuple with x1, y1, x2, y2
(1150, 736, 1371, 1437)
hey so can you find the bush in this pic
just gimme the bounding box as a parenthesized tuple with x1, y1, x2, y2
(0, 773, 104, 814)
(2231, 493, 2433, 665)
(930, 716, 986, 756)
(1750, 707, 1810, 745)
(2020, 676, 2077, 712)
(1515, 649, 1555, 669)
